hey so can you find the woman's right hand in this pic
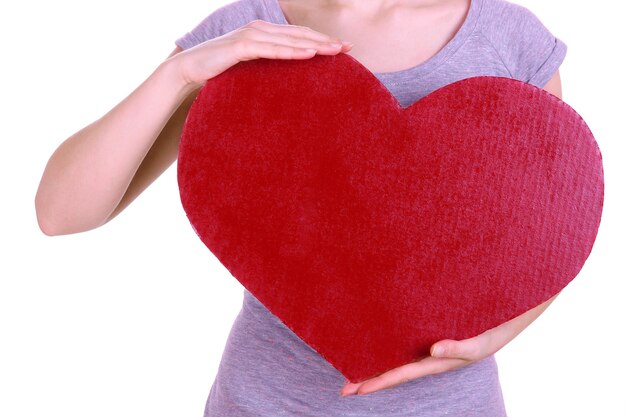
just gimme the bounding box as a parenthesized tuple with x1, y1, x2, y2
(35, 20, 352, 236)
(172, 20, 353, 89)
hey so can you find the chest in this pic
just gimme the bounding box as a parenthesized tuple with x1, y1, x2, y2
(278, 0, 470, 74)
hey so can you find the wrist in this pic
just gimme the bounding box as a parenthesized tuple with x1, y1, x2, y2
(157, 53, 202, 99)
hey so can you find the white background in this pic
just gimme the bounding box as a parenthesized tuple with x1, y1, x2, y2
(1, 0, 624, 416)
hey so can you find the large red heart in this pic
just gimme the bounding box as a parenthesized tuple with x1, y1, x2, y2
(177, 53, 603, 383)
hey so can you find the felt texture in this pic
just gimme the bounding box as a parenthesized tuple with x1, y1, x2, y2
(177, 52, 604, 383)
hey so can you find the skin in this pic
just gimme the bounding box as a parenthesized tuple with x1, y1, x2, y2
(35, 22, 352, 236)
(35, 0, 563, 399)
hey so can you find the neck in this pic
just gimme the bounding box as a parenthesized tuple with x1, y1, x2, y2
(315, 0, 443, 15)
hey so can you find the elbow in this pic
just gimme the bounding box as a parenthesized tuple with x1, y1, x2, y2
(35, 192, 63, 236)
(34, 182, 111, 236)
(35, 200, 108, 237)
(38, 222, 62, 237)
(34, 190, 87, 236)
(34, 206, 96, 237)
(36, 216, 67, 237)
(36, 217, 59, 237)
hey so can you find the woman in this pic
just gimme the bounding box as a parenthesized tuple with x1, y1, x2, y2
(35, 0, 566, 415)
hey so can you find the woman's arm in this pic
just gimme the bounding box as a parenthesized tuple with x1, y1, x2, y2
(35, 21, 352, 236)
(342, 294, 558, 396)
(34, 47, 198, 236)
(340, 70, 564, 396)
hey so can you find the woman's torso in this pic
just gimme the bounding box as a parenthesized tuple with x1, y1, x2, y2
(205, 290, 506, 416)
(173, 0, 567, 414)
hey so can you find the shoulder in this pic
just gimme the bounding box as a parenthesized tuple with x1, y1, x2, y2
(175, 0, 274, 50)
(198, 0, 269, 36)
(475, 0, 567, 87)
(477, 0, 554, 47)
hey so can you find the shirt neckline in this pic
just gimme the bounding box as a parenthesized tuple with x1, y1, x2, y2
(262, 0, 483, 79)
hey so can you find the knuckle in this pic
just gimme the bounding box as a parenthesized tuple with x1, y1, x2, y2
(245, 19, 265, 28)
(234, 38, 253, 56)
(288, 36, 304, 45)
(446, 345, 459, 357)
(293, 24, 315, 34)
(237, 27, 256, 37)
(235, 37, 250, 49)
(268, 43, 284, 57)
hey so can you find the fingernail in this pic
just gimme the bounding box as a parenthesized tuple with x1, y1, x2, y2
(343, 41, 355, 47)
(341, 383, 358, 396)
(432, 345, 444, 357)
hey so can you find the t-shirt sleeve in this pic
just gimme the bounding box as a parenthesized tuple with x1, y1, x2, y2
(485, 2, 567, 88)
(174, 0, 261, 50)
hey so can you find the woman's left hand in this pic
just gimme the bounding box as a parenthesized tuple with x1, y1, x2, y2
(340, 293, 559, 396)
(341, 70, 565, 398)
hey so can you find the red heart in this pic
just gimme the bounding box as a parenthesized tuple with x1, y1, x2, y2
(177, 53, 603, 383)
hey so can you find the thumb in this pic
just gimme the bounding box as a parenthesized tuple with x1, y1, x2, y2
(431, 339, 480, 361)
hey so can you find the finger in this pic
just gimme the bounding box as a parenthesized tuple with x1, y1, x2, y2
(256, 35, 346, 55)
(234, 41, 316, 61)
(339, 358, 426, 396)
(353, 357, 467, 396)
(245, 19, 346, 44)
(431, 337, 484, 361)
(239, 27, 349, 55)
(340, 381, 364, 396)
(340, 354, 429, 395)
(241, 41, 347, 61)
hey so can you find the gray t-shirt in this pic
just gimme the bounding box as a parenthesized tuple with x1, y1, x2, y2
(175, 0, 567, 415)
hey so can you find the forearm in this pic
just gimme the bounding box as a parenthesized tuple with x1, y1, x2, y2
(35, 57, 195, 235)
(486, 293, 559, 352)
